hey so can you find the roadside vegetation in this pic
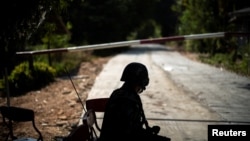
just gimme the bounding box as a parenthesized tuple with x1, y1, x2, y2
(172, 0, 250, 77)
(199, 48, 250, 77)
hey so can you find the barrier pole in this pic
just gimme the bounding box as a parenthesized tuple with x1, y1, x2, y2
(16, 32, 228, 55)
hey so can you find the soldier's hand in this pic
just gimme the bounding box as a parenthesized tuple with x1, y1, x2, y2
(151, 126, 160, 134)
(146, 126, 160, 134)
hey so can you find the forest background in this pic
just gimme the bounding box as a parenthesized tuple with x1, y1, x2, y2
(0, 0, 250, 95)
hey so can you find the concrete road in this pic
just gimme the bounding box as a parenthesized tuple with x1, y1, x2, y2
(85, 44, 250, 141)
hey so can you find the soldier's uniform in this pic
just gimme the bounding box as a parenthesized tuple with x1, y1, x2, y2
(99, 62, 171, 141)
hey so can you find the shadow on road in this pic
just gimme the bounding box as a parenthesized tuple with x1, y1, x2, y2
(123, 44, 175, 55)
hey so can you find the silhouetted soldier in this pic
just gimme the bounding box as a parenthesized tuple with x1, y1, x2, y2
(99, 62, 171, 141)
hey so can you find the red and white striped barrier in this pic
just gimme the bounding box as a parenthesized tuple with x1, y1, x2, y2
(16, 32, 249, 55)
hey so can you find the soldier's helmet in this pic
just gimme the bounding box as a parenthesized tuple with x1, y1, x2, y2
(120, 62, 149, 89)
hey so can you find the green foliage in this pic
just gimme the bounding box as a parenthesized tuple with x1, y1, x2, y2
(66, 0, 161, 44)
(0, 79, 3, 90)
(1, 0, 176, 95)
(42, 34, 71, 48)
(154, 0, 177, 36)
(173, 0, 250, 53)
(0, 0, 72, 81)
(29, 51, 91, 77)
(26, 32, 94, 77)
(52, 51, 93, 76)
(173, 0, 250, 78)
(200, 53, 250, 76)
(173, 0, 220, 53)
(8, 62, 56, 95)
(200, 53, 232, 66)
(184, 40, 200, 52)
(127, 20, 162, 40)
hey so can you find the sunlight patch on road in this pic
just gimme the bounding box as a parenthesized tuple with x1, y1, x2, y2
(163, 65, 188, 72)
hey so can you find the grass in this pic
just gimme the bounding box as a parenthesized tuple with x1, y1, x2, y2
(199, 53, 250, 77)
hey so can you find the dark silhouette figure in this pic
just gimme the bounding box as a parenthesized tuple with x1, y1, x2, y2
(99, 62, 171, 141)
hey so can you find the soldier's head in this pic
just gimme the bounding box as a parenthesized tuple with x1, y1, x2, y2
(120, 62, 149, 93)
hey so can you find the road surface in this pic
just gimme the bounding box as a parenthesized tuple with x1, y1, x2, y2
(85, 44, 250, 141)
